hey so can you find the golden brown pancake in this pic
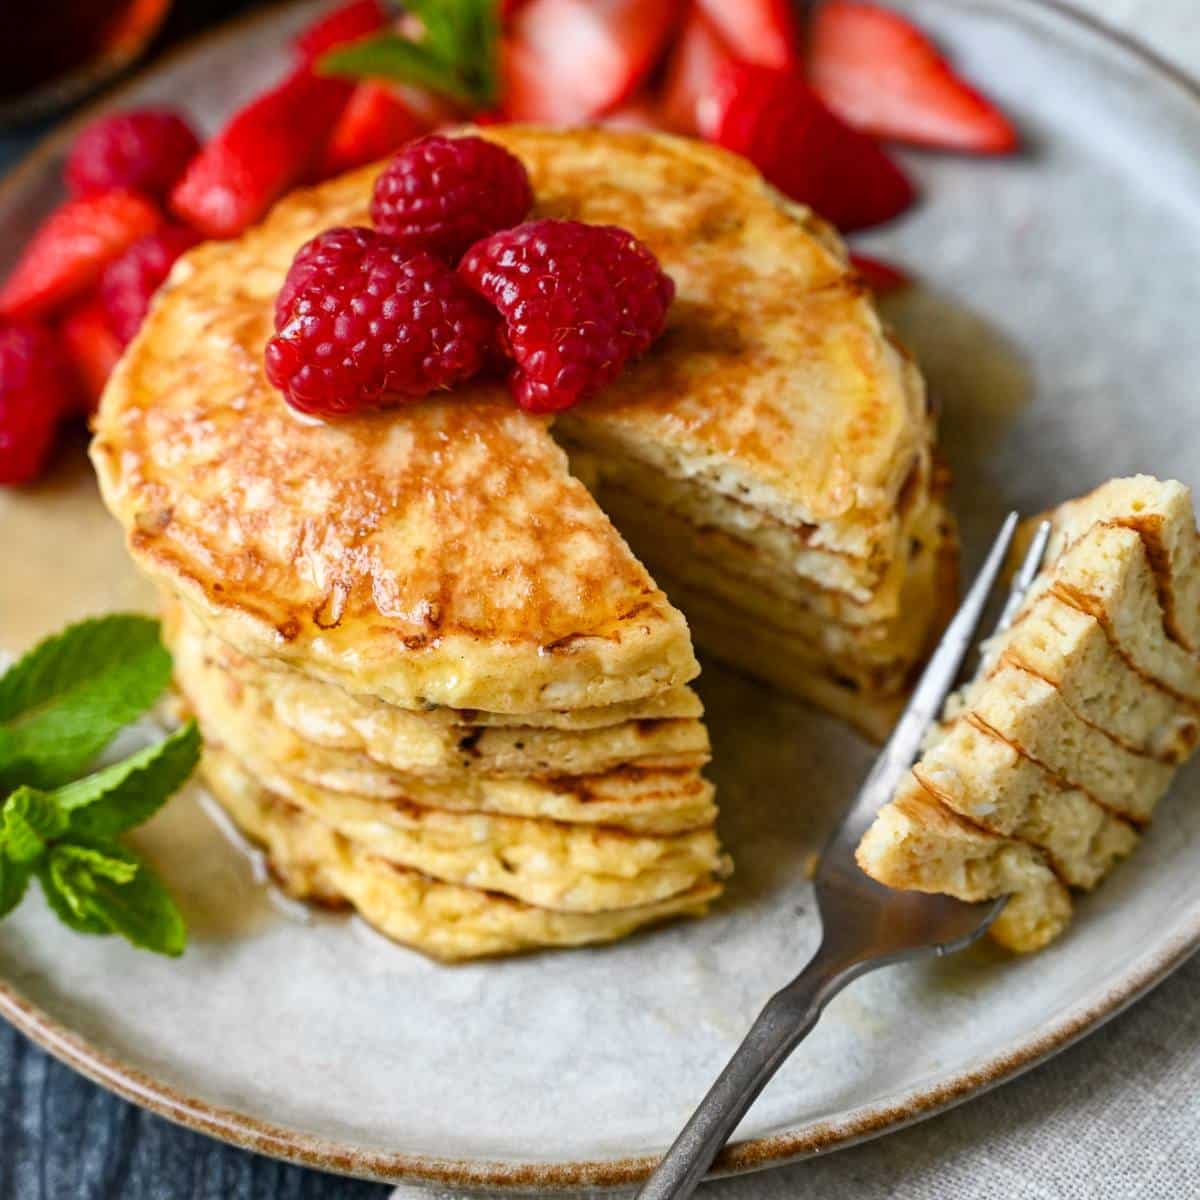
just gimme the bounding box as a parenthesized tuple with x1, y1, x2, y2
(858, 476, 1200, 951)
(92, 126, 941, 721)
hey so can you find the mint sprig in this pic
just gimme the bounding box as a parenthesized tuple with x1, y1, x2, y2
(319, 0, 500, 110)
(0, 616, 200, 956)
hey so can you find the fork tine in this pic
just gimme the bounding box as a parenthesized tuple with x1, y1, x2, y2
(879, 512, 1020, 767)
(993, 519, 1053, 636)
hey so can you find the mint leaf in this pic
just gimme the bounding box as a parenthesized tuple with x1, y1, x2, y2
(319, 0, 499, 107)
(54, 721, 200, 839)
(0, 615, 172, 790)
(39, 839, 186, 956)
(0, 857, 31, 920)
(321, 35, 476, 103)
(2, 788, 67, 863)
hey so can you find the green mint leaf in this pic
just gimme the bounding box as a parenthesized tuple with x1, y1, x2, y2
(0, 856, 31, 920)
(2, 788, 67, 864)
(54, 721, 201, 839)
(40, 839, 186, 956)
(319, 0, 499, 107)
(38, 854, 110, 935)
(320, 35, 476, 103)
(0, 615, 172, 790)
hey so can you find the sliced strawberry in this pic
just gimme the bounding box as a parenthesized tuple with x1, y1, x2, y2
(317, 83, 431, 177)
(810, 0, 1017, 153)
(598, 92, 662, 131)
(849, 251, 911, 294)
(503, 0, 681, 122)
(695, 0, 799, 69)
(58, 296, 123, 412)
(170, 66, 351, 238)
(294, 0, 385, 62)
(714, 66, 915, 232)
(0, 189, 163, 321)
(660, 8, 738, 138)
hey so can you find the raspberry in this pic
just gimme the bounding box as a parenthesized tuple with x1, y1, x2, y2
(370, 135, 533, 261)
(65, 109, 201, 201)
(0, 322, 74, 484)
(459, 219, 674, 413)
(100, 225, 201, 345)
(265, 227, 496, 416)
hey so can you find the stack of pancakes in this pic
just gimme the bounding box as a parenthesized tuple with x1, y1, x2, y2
(858, 476, 1200, 952)
(92, 127, 955, 958)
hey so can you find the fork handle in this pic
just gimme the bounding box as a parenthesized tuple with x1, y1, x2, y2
(636, 945, 874, 1200)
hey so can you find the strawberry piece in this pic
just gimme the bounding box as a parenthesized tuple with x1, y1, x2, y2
(695, 0, 799, 69)
(65, 108, 201, 201)
(0, 321, 74, 483)
(317, 83, 430, 177)
(715, 66, 915, 232)
(503, 0, 681, 122)
(294, 0, 385, 62)
(170, 66, 351, 238)
(0, 189, 163, 321)
(598, 93, 662, 131)
(810, 0, 1018, 153)
(660, 8, 737, 137)
(849, 252, 911, 294)
(58, 296, 123, 412)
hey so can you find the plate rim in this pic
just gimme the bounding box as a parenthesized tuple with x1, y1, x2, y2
(2, 0, 1200, 1188)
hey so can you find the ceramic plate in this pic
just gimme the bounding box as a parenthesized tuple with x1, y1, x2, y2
(2, 0, 1200, 1189)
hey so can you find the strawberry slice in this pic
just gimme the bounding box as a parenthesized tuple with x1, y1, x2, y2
(317, 83, 431, 177)
(503, 0, 682, 122)
(810, 0, 1017, 153)
(170, 66, 351, 238)
(294, 0, 385, 62)
(0, 190, 163, 321)
(660, 8, 737, 138)
(598, 92, 662, 131)
(695, 0, 799, 69)
(849, 251, 911, 294)
(714, 66, 915, 232)
(58, 295, 123, 412)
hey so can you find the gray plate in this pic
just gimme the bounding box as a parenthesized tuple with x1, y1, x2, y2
(2, 0, 1199, 1190)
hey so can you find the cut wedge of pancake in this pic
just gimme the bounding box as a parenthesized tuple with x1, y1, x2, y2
(858, 476, 1200, 952)
(203, 749, 722, 962)
(856, 779, 1073, 954)
(955, 590, 1198, 763)
(915, 719, 1137, 889)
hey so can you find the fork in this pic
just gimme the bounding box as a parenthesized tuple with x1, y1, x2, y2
(636, 512, 1053, 1200)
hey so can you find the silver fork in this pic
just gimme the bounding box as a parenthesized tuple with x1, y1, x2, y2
(637, 513, 1053, 1200)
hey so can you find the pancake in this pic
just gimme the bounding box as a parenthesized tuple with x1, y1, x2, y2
(92, 126, 942, 720)
(856, 779, 1073, 954)
(915, 718, 1137, 889)
(858, 476, 1200, 951)
(1040, 475, 1200, 650)
(167, 605, 717, 835)
(954, 591, 1198, 762)
(203, 748, 722, 962)
(164, 600, 712, 783)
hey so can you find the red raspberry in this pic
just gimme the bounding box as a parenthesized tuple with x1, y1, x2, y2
(459, 219, 674, 413)
(370, 135, 533, 261)
(265, 227, 496, 416)
(100, 225, 201, 345)
(65, 109, 201, 201)
(0, 322, 74, 484)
